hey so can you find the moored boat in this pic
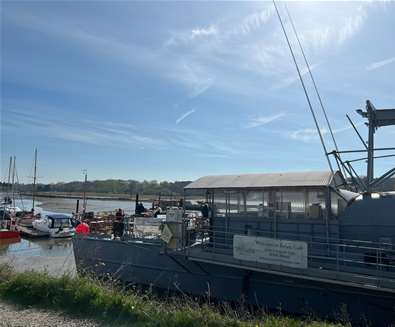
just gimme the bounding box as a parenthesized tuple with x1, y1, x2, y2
(73, 100, 395, 326)
(33, 214, 75, 238)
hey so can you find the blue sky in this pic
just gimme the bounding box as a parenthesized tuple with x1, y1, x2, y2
(1, 1, 395, 183)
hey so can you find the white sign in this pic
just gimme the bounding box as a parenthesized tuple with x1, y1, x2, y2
(233, 235, 308, 269)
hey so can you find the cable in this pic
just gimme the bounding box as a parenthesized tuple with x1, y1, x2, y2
(272, 0, 334, 174)
(284, 3, 348, 180)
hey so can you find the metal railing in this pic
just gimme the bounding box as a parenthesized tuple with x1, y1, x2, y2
(183, 226, 395, 289)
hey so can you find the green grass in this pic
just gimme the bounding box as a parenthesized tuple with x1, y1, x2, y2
(0, 264, 345, 327)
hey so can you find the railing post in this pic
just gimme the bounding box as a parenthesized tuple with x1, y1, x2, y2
(336, 245, 339, 271)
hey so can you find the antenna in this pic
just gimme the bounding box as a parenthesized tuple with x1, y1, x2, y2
(272, 0, 334, 174)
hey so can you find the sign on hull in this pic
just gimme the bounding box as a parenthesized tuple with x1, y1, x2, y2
(233, 235, 308, 269)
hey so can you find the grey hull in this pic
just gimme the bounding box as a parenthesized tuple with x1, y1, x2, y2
(73, 236, 395, 326)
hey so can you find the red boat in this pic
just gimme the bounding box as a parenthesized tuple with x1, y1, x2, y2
(0, 229, 20, 240)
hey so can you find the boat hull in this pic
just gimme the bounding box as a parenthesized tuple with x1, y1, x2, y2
(0, 230, 20, 240)
(73, 236, 395, 326)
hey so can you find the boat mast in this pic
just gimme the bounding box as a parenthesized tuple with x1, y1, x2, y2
(6, 156, 12, 200)
(11, 156, 16, 206)
(356, 100, 395, 193)
(82, 169, 87, 213)
(32, 148, 38, 212)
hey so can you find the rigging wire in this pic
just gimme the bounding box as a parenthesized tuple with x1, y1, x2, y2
(272, 0, 334, 174)
(283, 4, 348, 180)
(14, 164, 25, 211)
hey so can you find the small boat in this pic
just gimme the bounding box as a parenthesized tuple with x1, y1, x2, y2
(0, 206, 20, 240)
(33, 214, 75, 238)
(0, 229, 20, 240)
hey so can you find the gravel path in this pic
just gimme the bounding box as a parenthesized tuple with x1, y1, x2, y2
(0, 300, 101, 327)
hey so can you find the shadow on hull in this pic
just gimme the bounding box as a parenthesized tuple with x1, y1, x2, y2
(73, 236, 395, 327)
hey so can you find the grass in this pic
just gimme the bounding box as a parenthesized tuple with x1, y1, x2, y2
(0, 264, 345, 327)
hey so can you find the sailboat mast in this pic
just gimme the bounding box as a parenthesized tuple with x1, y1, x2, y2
(7, 156, 12, 198)
(32, 148, 38, 211)
(11, 156, 16, 205)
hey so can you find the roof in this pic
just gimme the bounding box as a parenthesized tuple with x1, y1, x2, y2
(185, 171, 338, 190)
(47, 214, 71, 219)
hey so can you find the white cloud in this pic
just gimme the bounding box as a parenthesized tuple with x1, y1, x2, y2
(337, 6, 367, 45)
(366, 56, 395, 71)
(5, 108, 161, 147)
(176, 109, 196, 125)
(4, 2, 378, 99)
(233, 6, 274, 36)
(272, 63, 320, 90)
(191, 25, 217, 39)
(170, 63, 214, 98)
(288, 122, 363, 143)
(244, 113, 286, 128)
(289, 128, 328, 142)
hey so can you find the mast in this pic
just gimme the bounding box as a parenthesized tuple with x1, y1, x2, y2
(356, 100, 395, 193)
(11, 156, 16, 206)
(82, 169, 87, 213)
(7, 156, 12, 199)
(32, 148, 38, 211)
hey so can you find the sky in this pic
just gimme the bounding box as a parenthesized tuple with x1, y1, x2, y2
(1, 1, 395, 183)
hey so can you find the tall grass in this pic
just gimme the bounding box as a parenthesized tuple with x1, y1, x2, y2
(0, 264, 343, 327)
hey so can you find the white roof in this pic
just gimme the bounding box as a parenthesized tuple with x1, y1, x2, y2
(185, 171, 339, 190)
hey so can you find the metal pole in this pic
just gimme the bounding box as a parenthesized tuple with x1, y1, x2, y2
(7, 156, 12, 198)
(82, 170, 87, 212)
(367, 106, 375, 192)
(32, 148, 37, 211)
(11, 156, 16, 206)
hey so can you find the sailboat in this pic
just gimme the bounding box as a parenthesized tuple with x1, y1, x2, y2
(0, 156, 20, 240)
(16, 149, 38, 228)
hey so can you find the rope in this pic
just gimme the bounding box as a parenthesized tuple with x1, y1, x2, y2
(272, 0, 334, 174)
(283, 3, 348, 180)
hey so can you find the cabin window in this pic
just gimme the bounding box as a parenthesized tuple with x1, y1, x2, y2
(246, 191, 262, 215)
(228, 192, 242, 215)
(213, 191, 226, 217)
(306, 190, 326, 219)
(331, 190, 347, 217)
(51, 218, 72, 228)
(280, 191, 305, 219)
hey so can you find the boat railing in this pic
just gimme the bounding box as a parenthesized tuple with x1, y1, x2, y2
(182, 226, 395, 290)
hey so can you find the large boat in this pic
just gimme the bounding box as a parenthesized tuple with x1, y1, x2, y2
(73, 101, 395, 326)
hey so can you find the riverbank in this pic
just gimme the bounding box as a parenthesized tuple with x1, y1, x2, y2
(0, 265, 344, 327)
(20, 192, 181, 202)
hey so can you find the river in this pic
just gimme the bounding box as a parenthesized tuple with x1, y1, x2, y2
(0, 196, 150, 276)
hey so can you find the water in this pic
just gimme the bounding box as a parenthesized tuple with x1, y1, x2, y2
(0, 237, 75, 276)
(10, 197, 144, 215)
(1, 195, 151, 276)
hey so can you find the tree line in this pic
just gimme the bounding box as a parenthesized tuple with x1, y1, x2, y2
(0, 179, 191, 196)
(1, 177, 394, 196)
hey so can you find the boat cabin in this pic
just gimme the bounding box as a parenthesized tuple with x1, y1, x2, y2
(47, 214, 73, 229)
(185, 171, 349, 242)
